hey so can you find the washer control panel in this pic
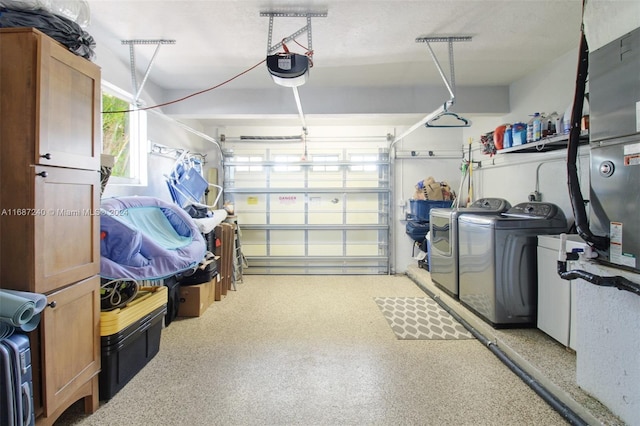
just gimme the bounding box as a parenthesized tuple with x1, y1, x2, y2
(471, 198, 511, 211)
(502, 202, 558, 219)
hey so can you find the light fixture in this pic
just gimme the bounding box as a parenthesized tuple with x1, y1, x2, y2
(266, 53, 309, 87)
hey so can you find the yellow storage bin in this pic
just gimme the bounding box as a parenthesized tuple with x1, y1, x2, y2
(100, 286, 168, 336)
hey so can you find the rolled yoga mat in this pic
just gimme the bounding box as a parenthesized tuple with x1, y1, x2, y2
(0, 289, 47, 332)
(0, 321, 14, 340)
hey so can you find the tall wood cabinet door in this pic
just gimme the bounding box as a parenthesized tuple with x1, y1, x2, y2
(37, 30, 101, 171)
(40, 275, 100, 417)
(33, 166, 100, 294)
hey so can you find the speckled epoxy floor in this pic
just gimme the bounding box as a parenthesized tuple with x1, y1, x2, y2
(405, 265, 625, 426)
(55, 273, 607, 425)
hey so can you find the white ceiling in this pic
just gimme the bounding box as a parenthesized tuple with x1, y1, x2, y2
(84, 0, 586, 126)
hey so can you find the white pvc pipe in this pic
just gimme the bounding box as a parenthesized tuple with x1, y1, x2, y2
(391, 104, 446, 146)
(292, 86, 307, 134)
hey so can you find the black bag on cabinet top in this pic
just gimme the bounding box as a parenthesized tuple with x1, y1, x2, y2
(178, 256, 217, 286)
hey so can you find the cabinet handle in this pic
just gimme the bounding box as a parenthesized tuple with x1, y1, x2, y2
(36, 171, 48, 178)
(47, 301, 57, 308)
(40, 153, 52, 160)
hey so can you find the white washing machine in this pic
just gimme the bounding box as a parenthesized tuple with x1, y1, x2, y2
(429, 198, 512, 298)
(457, 202, 568, 327)
(537, 234, 587, 349)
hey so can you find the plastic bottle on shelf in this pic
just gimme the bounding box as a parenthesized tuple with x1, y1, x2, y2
(532, 112, 543, 141)
(512, 122, 527, 146)
(527, 113, 542, 142)
(563, 103, 573, 134)
(526, 115, 535, 143)
(581, 94, 590, 132)
(503, 124, 513, 148)
(563, 95, 590, 135)
(494, 124, 508, 150)
(547, 111, 560, 136)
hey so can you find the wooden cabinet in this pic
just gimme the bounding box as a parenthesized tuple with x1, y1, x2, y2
(0, 27, 101, 425)
(33, 276, 101, 419)
(34, 166, 101, 294)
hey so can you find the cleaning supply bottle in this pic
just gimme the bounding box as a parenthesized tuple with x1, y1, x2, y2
(547, 111, 559, 136)
(503, 124, 513, 148)
(512, 122, 527, 146)
(563, 103, 573, 134)
(526, 115, 535, 143)
(563, 95, 590, 135)
(581, 93, 590, 132)
(493, 124, 506, 150)
(532, 112, 542, 142)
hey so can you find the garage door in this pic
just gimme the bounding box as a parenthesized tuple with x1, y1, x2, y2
(222, 137, 391, 274)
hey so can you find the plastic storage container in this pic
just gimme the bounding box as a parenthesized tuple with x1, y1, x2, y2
(527, 113, 542, 142)
(512, 122, 527, 146)
(100, 286, 168, 336)
(503, 124, 513, 148)
(409, 200, 453, 221)
(99, 305, 167, 400)
(406, 220, 430, 242)
(493, 124, 507, 150)
(546, 112, 559, 137)
(532, 113, 543, 141)
(563, 104, 573, 134)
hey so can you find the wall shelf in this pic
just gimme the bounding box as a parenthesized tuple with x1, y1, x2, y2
(497, 131, 589, 153)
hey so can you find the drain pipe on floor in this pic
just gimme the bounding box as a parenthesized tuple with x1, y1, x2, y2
(413, 281, 588, 426)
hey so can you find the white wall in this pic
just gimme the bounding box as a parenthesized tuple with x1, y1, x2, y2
(392, 126, 465, 273)
(462, 46, 589, 220)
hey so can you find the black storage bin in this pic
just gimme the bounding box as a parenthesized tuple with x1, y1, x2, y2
(99, 305, 166, 400)
(178, 259, 217, 286)
(163, 276, 180, 327)
(405, 220, 430, 243)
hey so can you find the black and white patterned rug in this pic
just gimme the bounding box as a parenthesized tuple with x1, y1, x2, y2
(374, 297, 474, 340)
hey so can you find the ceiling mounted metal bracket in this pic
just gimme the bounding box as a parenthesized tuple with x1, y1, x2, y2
(415, 36, 472, 102)
(260, 11, 327, 55)
(392, 35, 473, 145)
(122, 39, 176, 104)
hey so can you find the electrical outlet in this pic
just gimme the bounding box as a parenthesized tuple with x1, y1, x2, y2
(529, 191, 542, 202)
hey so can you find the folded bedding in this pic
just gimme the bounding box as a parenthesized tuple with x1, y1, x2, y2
(100, 196, 207, 281)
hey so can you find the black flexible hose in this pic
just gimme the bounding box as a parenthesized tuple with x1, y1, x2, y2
(413, 281, 588, 426)
(566, 31, 609, 251)
(560, 14, 640, 297)
(557, 261, 640, 296)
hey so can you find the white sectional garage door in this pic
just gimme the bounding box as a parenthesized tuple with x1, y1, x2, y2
(222, 137, 391, 274)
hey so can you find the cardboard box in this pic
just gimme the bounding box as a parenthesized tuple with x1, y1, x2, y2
(215, 223, 234, 296)
(209, 274, 219, 306)
(214, 274, 223, 301)
(178, 280, 213, 317)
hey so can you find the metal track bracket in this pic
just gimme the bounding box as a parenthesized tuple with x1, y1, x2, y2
(415, 36, 472, 103)
(392, 35, 473, 143)
(122, 39, 176, 104)
(260, 11, 327, 55)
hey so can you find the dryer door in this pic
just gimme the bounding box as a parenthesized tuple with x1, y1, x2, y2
(430, 211, 452, 256)
(429, 210, 457, 295)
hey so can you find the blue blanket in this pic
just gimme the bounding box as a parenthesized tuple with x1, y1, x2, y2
(100, 196, 206, 280)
